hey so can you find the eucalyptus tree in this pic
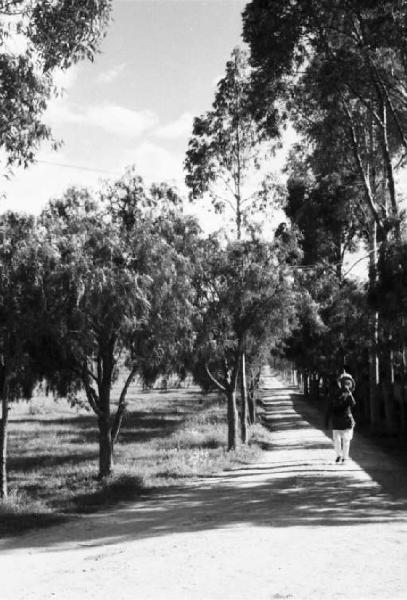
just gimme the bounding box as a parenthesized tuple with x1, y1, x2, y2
(243, 1, 407, 422)
(185, 46, 279, 240)
(0, 0, 112, 172)
(194, 230, 300, 449)
(185, 47, 281, 434)
(243, 1, 407, 237)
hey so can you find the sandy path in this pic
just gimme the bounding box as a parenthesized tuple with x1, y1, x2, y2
(1, 373, 407, 600)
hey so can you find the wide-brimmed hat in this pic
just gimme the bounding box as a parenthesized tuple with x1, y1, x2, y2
(337, 372, 355, 391)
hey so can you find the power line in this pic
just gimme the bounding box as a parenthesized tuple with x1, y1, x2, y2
(36, 159, 120, 177)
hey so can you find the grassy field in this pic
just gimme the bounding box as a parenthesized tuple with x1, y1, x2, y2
(0, 382, 272, 536)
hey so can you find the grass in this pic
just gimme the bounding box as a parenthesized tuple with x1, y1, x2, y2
(0, 384, 271, 536)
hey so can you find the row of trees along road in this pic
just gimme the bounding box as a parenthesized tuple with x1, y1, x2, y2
(9, 1, 407, 496)
(242, 1, 407, 434)
(0, 170, 301, 496)
(0, 7, 302, 498)
(184, 47, 298, 448)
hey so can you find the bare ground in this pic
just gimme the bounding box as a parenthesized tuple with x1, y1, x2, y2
(1, 373, 407, 600)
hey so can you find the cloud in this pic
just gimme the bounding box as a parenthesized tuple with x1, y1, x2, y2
(45, 101, 158, 138)
(155, 112, 194, 140)
(88, 105, 158, 137)
(0, 152, 103, 215)
(96, 63, 127, 84)
(121, 141, 184, 184)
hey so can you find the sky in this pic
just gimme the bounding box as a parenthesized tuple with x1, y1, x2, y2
(0, 0, 387, 279)
(1, 0, 292, 233)
(0, 0, 389, 280)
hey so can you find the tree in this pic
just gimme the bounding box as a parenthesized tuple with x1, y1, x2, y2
(194, 231, 300, 449)
(243, 1, 407, 423)
(37, 175, 199, 477)
(104, 170, 200, 390)
(0, 0, 112, 171)
(185, 46, 279, 241)
(185, 47, 282, 440)
(0, 212, 45, 497)
(35, 188, 149, 477)
(243, 1, 407, 238)
(285, 168, 364, 280)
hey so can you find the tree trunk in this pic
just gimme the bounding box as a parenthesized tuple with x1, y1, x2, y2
(0, 375, 9, 499)
(248, 385, 257, 425)
(240, 353, 249, 444)
(401, 345, 407, 434)
(98, 415, 113, 478)
(383, 341, 396, 435)
(98, 367, 113, 477)
(382, 385, 395, 435)
(303, 372, 309, 399)
(368, 221, 380, 430)
(227, 388, 238, 451)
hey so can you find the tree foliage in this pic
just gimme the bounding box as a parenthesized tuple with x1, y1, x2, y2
(0, 0, 112, 170)
(193, 229, 301, 448)
(243, 1, 407, 235)
(33, 174, 199, 477)
(0, 211, 46, 496)
(185, 46, 280, 239)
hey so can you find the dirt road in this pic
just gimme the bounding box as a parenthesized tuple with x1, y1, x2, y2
(2, 373, 407, 600)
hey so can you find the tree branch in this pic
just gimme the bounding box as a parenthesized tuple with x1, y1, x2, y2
(111, 365, 138, 445)
(341, 101, 383, 230)
(82, 362, 102, 417)
(205, 362, 226, 392)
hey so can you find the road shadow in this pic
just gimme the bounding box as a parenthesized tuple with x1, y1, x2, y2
(3, 461, 406, 553)
(292, 395, 407, 500)
(3, 390, 407, 553)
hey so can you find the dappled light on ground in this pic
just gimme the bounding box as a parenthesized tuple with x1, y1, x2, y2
(2, 371, 407, 600)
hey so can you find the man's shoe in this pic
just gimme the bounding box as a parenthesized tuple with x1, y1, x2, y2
(335, 457, 341, 463)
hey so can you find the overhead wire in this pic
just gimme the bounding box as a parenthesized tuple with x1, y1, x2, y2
(36, 159, 120, 177)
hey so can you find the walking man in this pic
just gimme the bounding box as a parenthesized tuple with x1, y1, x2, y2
(325, 372, 356, 464)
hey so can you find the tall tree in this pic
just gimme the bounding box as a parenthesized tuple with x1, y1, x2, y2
(243, 1, 407, 237)
(185, 46, 279, 240)
(243, 1, 407, 423)
(185, 47, 281, 440)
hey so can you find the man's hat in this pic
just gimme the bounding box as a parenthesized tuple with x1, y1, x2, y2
(337, 371, 355, 391)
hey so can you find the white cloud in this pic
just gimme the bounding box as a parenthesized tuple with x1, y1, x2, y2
(88, 104, 158, 137)
(126, 141, 184, 184)
(45, 101, 158, 138)
(155, 112, 194, 140)
(96, 63, 127, 84)
(0, 154, 103, 215)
